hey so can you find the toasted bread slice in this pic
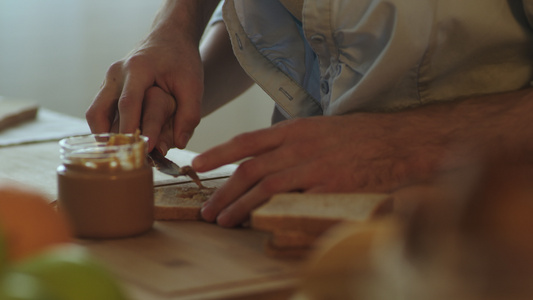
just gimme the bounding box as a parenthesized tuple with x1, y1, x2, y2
(251, 193, 393, 235)
(154, 186, 215, 220)
(153, 179, 225, 221)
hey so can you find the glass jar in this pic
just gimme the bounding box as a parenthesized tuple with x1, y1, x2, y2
(57, 133, 153, 239)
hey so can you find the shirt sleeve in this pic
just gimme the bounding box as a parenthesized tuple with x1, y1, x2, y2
(208, 1, 224, 26)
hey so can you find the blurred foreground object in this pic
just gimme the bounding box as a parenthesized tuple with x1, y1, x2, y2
(7, 244, 128, 300)
(399, 162, 533, 300)
(0, 186, 127, 300)
(0, 185, 72, 262)
(293, 161, 533, 300)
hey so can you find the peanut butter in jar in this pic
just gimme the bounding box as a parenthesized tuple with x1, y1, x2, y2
(57, 132, 153, 239)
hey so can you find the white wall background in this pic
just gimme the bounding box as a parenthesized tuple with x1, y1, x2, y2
(0, 0, 273, 153)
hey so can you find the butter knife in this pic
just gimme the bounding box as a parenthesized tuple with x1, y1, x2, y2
(148, 149, 204, 187)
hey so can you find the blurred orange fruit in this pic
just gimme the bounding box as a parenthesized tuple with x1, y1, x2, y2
(0, 185, 72, 262)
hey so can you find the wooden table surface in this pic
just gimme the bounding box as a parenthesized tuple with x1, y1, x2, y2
(0, 110, 303, 300)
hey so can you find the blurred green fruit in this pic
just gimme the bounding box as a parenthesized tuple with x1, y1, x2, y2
(0, 272, 59, 300)
(12, 244, 127, 300)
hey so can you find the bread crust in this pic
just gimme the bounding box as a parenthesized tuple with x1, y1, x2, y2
(251, 193, 393, 234)
(252, 193, 392, 259)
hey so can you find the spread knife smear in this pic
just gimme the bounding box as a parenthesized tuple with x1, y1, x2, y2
(146, 140, 204, 188)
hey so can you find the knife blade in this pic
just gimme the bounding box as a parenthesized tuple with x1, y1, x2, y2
(148, 149, 204, 188)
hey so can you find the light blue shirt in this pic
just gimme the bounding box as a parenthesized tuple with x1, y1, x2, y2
(217, 0, 533, 122)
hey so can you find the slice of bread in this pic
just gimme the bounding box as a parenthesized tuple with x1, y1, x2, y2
(251, 193, 393, 235)
(153, 179, 225, 221)
(0, 98, 39, 131)
(252, 193, 393, 259)
(154, 186, 215, 221)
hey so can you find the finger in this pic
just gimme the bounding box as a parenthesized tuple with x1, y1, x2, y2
(172, 85, 202, 149)
(200, 159, 260, 223)
(86, 68, 124, 133)
(192, 127, 284, 172)
(109, 111, 120, 133)
(199, 144, 294, 223)
(214, 163, 320, 227)
(201, 147, 320, 226)
(155, 119, 176, 155)
(141, 86, 176, 152)
(117, 64, 155, 134)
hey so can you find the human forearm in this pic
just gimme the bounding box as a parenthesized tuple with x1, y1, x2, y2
(148, 2, 254, 118)
(149, 0, 221, 46)
(456, 88, 533, 162)
(394, 87, 533, 172)
(200, 22, 255, 117)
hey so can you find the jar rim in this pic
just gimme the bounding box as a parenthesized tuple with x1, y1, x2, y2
(59, 133, 149, 152)
(59, 133, 149, 170)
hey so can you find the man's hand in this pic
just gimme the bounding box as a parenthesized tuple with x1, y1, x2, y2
(193, 113, 448, 227)
(193, 87, 533, 227)
(85, 0, 220, 153)
(86, 35, 202, 152)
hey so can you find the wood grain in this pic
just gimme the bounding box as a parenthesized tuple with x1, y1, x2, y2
(79, 221, 302, 300)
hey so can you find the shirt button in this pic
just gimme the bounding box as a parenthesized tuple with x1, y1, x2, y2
(320, 80, 329, 94)
(235, 33, 243, 50)
(310, 34, 326, 44)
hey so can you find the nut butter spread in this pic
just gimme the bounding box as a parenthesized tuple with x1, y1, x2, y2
(57, 131, 154, 239)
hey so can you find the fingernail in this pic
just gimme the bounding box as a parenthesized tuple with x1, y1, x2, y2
(178, 133, 190, 149)
(216, 210, 229, 226)
(217, 209, 237, 228)
(200, 203, 215, 222)
(201, 200, 209, 208)
(158, 141, 168, 155)
(147, 137, 155, 152)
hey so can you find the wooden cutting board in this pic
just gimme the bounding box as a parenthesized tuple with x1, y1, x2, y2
(80, 220, 302, 300)
(0, 141, 302, 299)
(0, 111, 302, 300)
